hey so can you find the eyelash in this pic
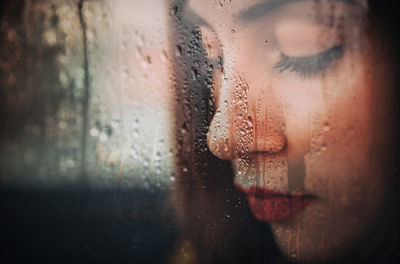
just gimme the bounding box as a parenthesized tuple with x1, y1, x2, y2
(274, 45, 345, 78)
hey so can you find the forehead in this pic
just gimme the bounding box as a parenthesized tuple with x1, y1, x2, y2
(187, 0, 265, 24)
(188, 0, 262, 15)
(187, 0, 367, 25)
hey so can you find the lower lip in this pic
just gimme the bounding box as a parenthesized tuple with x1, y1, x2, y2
(236, 186, 315, 222)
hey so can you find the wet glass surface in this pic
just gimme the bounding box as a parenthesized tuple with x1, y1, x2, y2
(169, 0, 400, 263)
(2, 0, 400, 263)
(1, 1, 177, 263)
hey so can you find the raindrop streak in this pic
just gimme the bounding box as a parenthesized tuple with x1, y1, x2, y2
(324, 122, 330, 131)
(288, 155, 305, 192)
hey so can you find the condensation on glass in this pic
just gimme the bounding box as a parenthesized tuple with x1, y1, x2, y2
(0, 0, 174, 190)
(0, 1, 178, 263)
(169, 0, 399, 263)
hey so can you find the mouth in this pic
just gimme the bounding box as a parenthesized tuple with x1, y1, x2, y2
(235, 184, 316, 222)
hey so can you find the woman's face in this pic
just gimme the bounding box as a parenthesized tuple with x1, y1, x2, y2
(187, 0, 396, 262)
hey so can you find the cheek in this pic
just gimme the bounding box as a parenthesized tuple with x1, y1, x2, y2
(271, 96, 392, 263)
(272, 49, 394, 258)
(303, 51, 390, 194)
(271, 78, 327, 147)
(282, 55, 393, 260)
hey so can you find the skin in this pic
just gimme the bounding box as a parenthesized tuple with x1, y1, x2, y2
(186, 0, 397, 262)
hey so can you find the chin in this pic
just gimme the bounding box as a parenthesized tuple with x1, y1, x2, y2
(268, 199, 380, 264)
(271, 224, 356, 263)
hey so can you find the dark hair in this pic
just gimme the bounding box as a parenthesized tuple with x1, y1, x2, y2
(169, 0, 400, 263)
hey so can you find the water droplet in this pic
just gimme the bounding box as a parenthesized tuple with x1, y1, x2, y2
(111, 120, 119, 129)
(58, 121, 67, 129)
(324, 122, 330, 131)
(161, 50, 168, 63)
(176, 45, 182, 56)
(224, 100, 228, 109)
(191, 67, 199, 80)
(90, 128, 99, 137)
(170, 5, 179, 16)
(132, 129, 139, 139)
(224, 140, 229, 152)
(99, 132, 108, 142)
(321, 143, 327, 151)
(43, 30, 57, 46)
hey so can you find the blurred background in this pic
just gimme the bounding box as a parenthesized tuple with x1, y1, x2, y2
(0, 0, 179, 263)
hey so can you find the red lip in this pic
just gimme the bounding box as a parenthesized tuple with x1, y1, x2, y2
(235, 185, 316, 222)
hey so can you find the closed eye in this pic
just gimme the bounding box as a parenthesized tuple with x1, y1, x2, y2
(274, 45, 345, 78)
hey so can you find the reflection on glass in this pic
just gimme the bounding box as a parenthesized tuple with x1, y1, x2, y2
(171, 0, 399, 263)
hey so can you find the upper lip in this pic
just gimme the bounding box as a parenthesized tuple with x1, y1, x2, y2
(236, 184, 317, 222)
(235, 184, 316, 199)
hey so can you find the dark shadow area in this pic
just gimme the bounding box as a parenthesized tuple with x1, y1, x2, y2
(0, 186, 178, 264)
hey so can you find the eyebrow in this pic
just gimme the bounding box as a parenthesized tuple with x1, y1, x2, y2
(237, 0, 357, 22)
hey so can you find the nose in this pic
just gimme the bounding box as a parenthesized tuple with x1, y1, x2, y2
(207, 76, 287, 160)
